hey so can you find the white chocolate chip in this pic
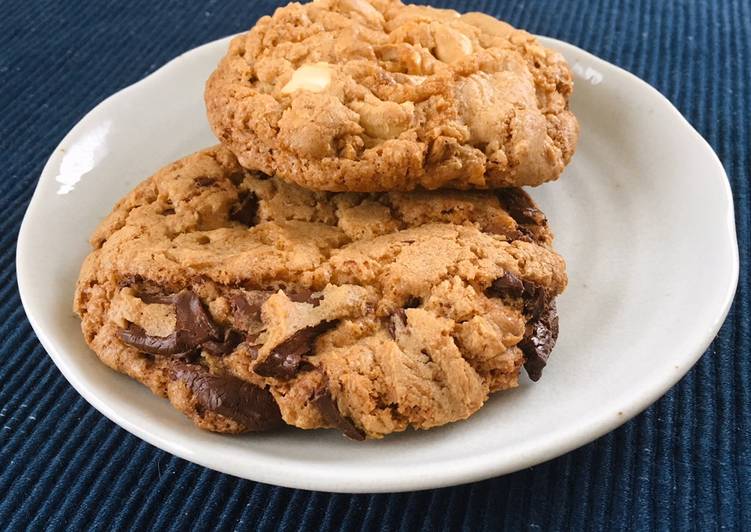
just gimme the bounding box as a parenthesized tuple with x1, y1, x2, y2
(351, 99, 414, 139)
(281, 62, 332, 94)
(406, 74, 428, 85)
(460, 12, 515, 39)
(340, 0, 384, 25)
(433, 25, 473, 63)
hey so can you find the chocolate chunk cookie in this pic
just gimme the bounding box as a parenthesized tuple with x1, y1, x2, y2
(205, 0, 579, 192)
(74, 146, 567, 439)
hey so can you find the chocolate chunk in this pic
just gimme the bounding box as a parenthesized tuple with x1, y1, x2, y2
(487, 273, 547, 318)
(254, 320, 337, 379)
(117, 323, 194, 356)
(195, 176, 216, 187)
(174, 290, 222, 345)
(203, 329, 244, 356)
(520, 301, 559, 381)
(488, 272, 525, 298)
(497, 189, 547, 227)
(511, 232, 534, 244)
(513, 206, 545, 227)
(118, 274, 143, 288)
(245, 342, 261, 361)
(230, 293, 259, 321)
(230, 291, 271, 326)
(524, 285, 548, 320)
(495, 189, 547, 243)
(228, 170, 246, 186)
(313, 388, 365, 441)
(485, 273, 558, 379)
(287, 289, 324, 307)
(255, 351, 301, 379)
(171, 363, 282, 431)
(121, 289, 239, 357)
(387, 309, 407, 339)
(119, 275, 165, 296)
(404, 296, 421, 309)
(298, 360, 316, 372)
(230, 191, 258, 226)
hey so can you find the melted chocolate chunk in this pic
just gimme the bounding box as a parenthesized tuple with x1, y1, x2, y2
(495, 189, 547, 243)
(485, 273, 559, 380)
(404, 296, 421, 309)
(255, 351, 302, 379)
(118, 274, 144, 289)
(254, 321, 337, 380)
(174, 290, 222, 345)
(195, 176, 216, 187)
(228, 170, 246, 186)
(120, 289, 241, 358)
(387, 309, 407, 339)
(171, 363, 282, 431)
(117, 324, 193, 356)
(487, 273, 547, 318)
(313, 388, 365, 441)
(519, 301, 559, 381)
(230, 191, 258, 226)
(524, 285, 548, 320)
(230, 291, 272, 326)
(245, 341, 261, 361)
(203, 329, 244, 356)
(488, 272, 525, 298)
(497, 189, 547, 227)
(287, 289, 324, 307)
(118, 275, 166, 297)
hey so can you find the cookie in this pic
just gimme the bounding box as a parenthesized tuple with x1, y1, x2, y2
(74, 146, 567, 439)
(205, 0, 578, 192)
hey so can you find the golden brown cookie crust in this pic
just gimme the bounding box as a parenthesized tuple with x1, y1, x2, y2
(205, 0, 579, 192)
(74, 146, 567, 439)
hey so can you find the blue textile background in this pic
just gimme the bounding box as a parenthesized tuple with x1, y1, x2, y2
(1, 0, 749, 529)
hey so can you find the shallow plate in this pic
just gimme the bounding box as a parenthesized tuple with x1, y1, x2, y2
(17, 35, 738, 493)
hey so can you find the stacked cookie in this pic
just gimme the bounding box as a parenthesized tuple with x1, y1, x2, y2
(75, 0, 577, 440)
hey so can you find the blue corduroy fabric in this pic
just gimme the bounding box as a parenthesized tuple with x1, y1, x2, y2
(1, 0, 749, 529)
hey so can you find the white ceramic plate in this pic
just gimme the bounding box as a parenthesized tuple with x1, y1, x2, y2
(17, 35, 738, 493)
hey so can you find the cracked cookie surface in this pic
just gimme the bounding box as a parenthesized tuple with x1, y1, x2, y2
(205, 0, 579, 192)
(74, 146, 567, 439)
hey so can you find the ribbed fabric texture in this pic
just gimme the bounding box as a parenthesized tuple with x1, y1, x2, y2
(1, 0, 748, 529)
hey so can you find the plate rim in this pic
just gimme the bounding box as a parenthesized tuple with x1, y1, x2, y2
(16, 34, 739, 493)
